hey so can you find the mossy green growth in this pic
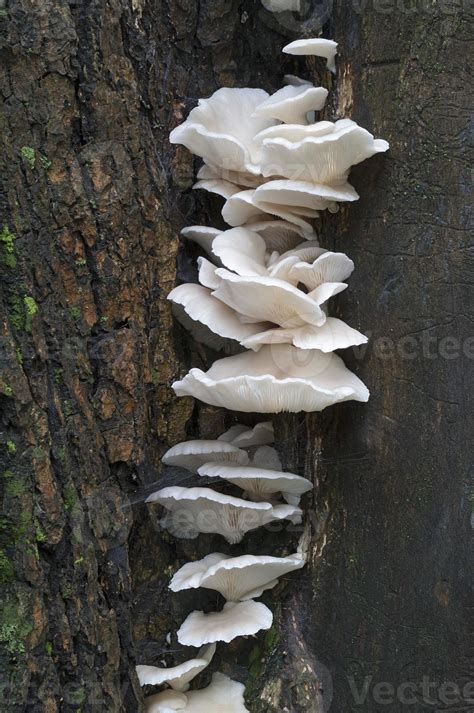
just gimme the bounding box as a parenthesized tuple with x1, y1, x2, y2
(69, 306, 82, 321)
(63, 485, 77, 511)
(0, 549, 15, 584)
(39, 154, 51, 170)
(5, 478, 25, 498)
(0, 226, 16, 268)
(20, 146, 35, 169)
(35, 526, 47, 543)
(6, 440, 16, 455)
(2, 383, 12, 397)
(45, 641, 53, 656)
(10, 294, 38, 331)
(0, 597, 33, 655)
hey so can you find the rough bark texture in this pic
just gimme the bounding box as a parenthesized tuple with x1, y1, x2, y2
(0, 2, 471, 713)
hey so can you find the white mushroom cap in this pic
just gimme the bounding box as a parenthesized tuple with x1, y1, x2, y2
(254, 179, 359, 210)
(168, 284, 270, 346)
(260, 120, 390, 183)
(274, 251, 355, 291)
(219, 421, 274, 447)
(144, 690, 188, 713)
(283, 38, 338, 74)
(254, 120, 336, 145)
(211, 228, 268, 277)
(170, 552, 305, 601)
(197, 257, 221, 290)
(193, 178, 241, 200)
(198, 461, 312, 504)
(177, 601, 273, 646)
(180, 672, 249, 713)
(146, 486, 302, 543)
(221, 189, 319, 235)
(136, 644, 216, 691)
(253, 84, 328, 124)
(212, 269, 347, 328)
(162, 440, 249, 472)
(169, 87, 277, 174)
(181, 226, 221, 257)
(242, 317, 368, 352)
(172, 344, 370, 413)
(247, 219, 317, 252)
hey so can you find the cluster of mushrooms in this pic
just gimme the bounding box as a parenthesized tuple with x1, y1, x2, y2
(138, 38, 388, 711)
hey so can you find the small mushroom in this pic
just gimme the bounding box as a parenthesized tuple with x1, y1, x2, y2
(177, 601, 273, 646)
(170, 552, 305, 601)
(198, 461, 312, 504)
(172, 343, 370, 413)
(162, 440, 249, 472)
(146, 486, 302, 543)
(180, 226, 221, 257)
(180, 672, 249, 713)
(144, 690, 188, 713)
(136, 643, 216, 691)
(283, 38, 338, 74)
(218, 421, 274, 447)
(253, 84, 328, 124)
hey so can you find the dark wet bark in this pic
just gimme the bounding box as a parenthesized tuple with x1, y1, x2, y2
(0, 1, 471, 712)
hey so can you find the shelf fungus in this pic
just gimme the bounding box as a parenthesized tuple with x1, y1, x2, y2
(141, 32, 389, 713)
(161, 440, 249, 473)
(283, 38, 339, 74)
(176, 672, 249, 713)
(177, 600, 273, 646)
(173, 344, 369, 413)
(136, 643, 216, 691)
(146, 486, 302, 543)
(198, 462, 312, 504)
(170, 552, 305, 601)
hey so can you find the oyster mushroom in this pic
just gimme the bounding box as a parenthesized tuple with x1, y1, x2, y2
(136, 644, 216, 691)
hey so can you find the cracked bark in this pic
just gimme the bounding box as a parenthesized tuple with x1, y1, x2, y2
(0, 2, 471, 712)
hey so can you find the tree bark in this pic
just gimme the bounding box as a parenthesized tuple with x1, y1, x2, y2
(0, 2, 471, 712)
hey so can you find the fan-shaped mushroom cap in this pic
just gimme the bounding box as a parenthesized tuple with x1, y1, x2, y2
(254, 179, 358, 210)
(169, 87, 277, 174)
(136, 644, 216, 691)
(197, 256, 221, 290)
(168, 284, 269, 346)
(170, 552, 305, 601)
(254, 120, 336, 145)
(146, 486, 302, 543)
(222, 189, 319, 234)
(144, 690, 188, 713)
(162, 440, 249, 472)
(193, 178, 241, 200)
(269, 250, 354, 291)
(180, 672, 249, 713)
(283, 38, 338, 73)
(181, 226, 221, 257)
(177, 601, 273, 646)
(253, 84, 328, 124)
(260, 120, 390, 183)
(212, 269, 347, 328)
(242, 317, 368, 352)
(212, 228, 268, 276)
(248, 219, 317, 251)
(198, 461, 312, 504)
(219, 421, 274, 447)
(173, 344, 370, 413)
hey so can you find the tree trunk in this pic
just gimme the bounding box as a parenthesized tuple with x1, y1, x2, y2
(0, 2, 471, 712)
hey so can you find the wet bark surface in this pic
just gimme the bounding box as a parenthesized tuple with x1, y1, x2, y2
(0, 1, 471, 712)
